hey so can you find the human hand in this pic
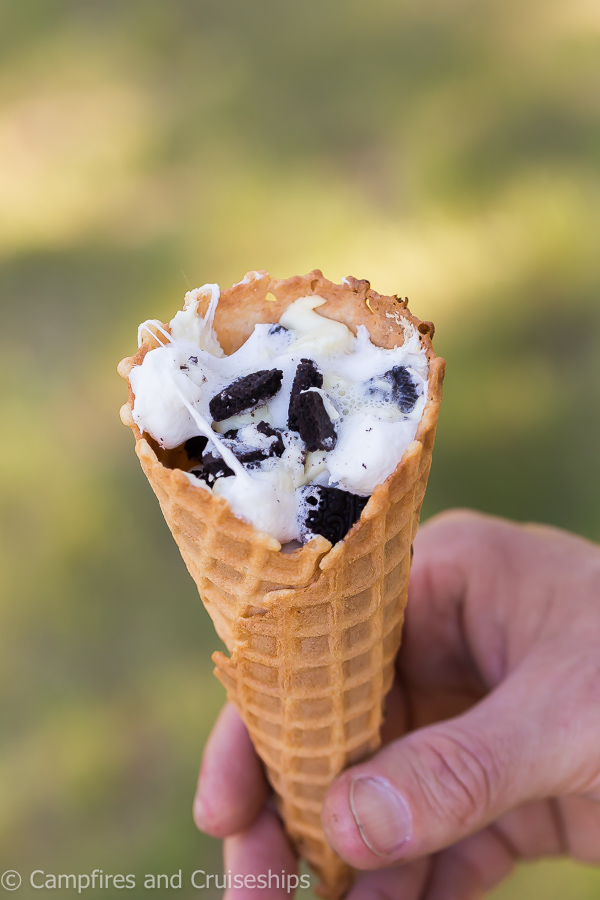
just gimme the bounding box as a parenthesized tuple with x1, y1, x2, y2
(194, 510, 600, 899)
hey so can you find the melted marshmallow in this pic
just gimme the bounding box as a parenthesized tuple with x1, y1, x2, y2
(327, 413, 419, 495)
(170, 284, 224, 357)
(130, 290, 430, 543)
(214, 468, 299, 542)
(279, 296, 354, 355)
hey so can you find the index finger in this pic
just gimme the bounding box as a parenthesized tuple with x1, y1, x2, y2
(194, 703, 269, 838)
(403, 510, 513, 703)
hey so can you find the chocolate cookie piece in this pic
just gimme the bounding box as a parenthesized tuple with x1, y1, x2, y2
(200, 451, 234, 482)
(288, 360, 323, 432)
(268, 323, 289, 336)
(184, 435, 209, 462)
(234, 432, 284, 462)
(226, 444, 268, 465)
(199, 422, 284, 481)
(209, 369, 284, 422)
(188, 466, 215, 487)
(256, 421, 285, 457)
(299, 485, 369, 545)
(369, 365, 420, 414)
(388, 365, 420, 413)
(291, 390, 337, 452)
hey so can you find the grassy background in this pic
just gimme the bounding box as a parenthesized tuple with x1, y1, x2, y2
(1, 0, 599, 896)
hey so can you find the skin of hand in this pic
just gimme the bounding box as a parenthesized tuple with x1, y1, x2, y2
(193, 510, 600, 900)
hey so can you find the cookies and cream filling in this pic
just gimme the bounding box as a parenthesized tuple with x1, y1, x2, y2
(130, 284, 429, 546)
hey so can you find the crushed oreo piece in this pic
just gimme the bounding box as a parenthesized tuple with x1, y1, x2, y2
(184, 435, 208, 461)
(268, 323, 289, 336)
(291, 390, 337, 452)
(256, 421, 285, 457)
(229, 445, 268, 465)
(288, 360, 323, 431)
(369, 365, 420, 414)
(299, 485, 369, 545)
(209, 369, 284, 422)
(197, 422, 285, 480)
(225, 422, 284, 464)
(201, 450, 234, 482)
(388, 366, 420, 413)
(189, 466, 213, 487)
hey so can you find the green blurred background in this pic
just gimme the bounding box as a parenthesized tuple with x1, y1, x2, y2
(1, 0, 599, 897)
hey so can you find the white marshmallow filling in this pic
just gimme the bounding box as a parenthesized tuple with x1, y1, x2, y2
(130, 286, 429, 545)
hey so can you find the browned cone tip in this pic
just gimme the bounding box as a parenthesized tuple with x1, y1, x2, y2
(118, 270, 445, 899)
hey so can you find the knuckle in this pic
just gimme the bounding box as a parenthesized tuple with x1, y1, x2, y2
(408, 728, 500, 827)
(427, 508, 488, 536)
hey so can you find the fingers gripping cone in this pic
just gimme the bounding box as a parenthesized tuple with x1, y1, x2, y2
(118, 272, 444, 899)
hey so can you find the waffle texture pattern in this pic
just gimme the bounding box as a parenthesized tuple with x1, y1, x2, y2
(119, 271, 445, 899)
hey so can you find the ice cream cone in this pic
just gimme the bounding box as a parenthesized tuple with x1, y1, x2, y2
(118, 271, 444, 899)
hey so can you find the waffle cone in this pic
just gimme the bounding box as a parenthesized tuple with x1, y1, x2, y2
(118, 271, 444, 899)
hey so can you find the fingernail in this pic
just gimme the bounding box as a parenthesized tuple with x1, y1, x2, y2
(349, 776, 412, 857)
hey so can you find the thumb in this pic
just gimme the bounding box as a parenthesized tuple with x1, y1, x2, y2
(322, 664, 575, 869)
